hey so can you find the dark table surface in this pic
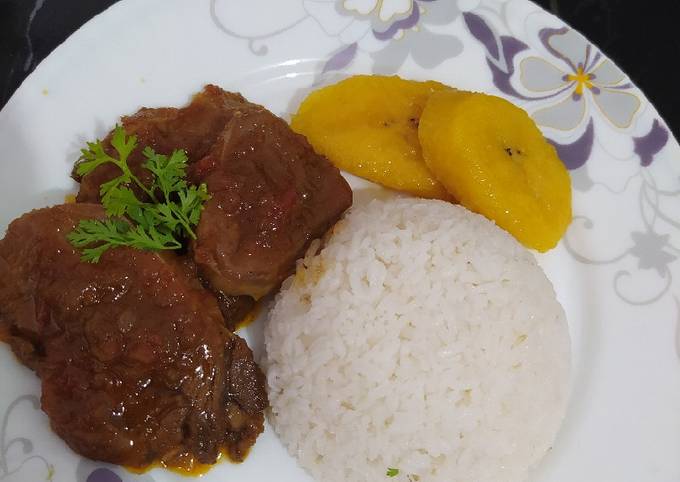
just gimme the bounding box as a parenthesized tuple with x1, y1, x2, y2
(1, 0, 679, 139)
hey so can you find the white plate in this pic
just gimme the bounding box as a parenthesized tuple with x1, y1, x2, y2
(1, 1, 679, 481)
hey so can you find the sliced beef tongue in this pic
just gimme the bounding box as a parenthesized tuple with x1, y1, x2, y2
(188, 95, 353, 300)
(0, 204, 267, 469)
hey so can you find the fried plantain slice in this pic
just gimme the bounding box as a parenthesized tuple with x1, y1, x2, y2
(419, 90, 572, 251)
(291, 75, 451, 199)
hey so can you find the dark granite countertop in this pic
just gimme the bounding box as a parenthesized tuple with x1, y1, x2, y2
(1, 0, 679, 138)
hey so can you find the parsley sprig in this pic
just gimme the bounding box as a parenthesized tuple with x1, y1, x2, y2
(68, 126, 210, 262)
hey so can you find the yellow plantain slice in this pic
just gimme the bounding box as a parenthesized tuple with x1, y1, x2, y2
(419, 90, 572, 251)
(291, 75, 451, 199)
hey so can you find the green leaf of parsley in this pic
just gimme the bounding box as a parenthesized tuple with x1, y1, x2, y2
(102, 186, 141, 217)
(69, 126, 210, 262)
(386, 468, 399, 477)
(143, 147, 189, 198)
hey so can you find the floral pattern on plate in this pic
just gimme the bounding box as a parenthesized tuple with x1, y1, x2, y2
(211, 0, 463, 74)
(0, 396, 54, 481)
(455, 5, 678, 307)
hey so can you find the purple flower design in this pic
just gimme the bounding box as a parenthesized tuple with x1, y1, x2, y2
(77, 459, 156, 482)
(309, 0, 462, 75)
(463, 12, 529, 100)
(372, 1, 425, 41)
(308, 0, 437, 50)
(520, 27, 641, 131)
(340, 0, 436, 40)
(86, 468, 122, 482)
(634, 119, 670, 167)
(464, 12, 670, 169)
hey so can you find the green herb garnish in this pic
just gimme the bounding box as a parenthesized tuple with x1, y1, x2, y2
(68, 126, 210, 262)
(386, 468, 399, 477)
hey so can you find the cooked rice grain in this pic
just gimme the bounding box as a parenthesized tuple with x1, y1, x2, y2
(265, 198, 570, 482)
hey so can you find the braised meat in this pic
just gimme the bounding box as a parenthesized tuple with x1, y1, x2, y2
(73, 86, 258, 327)
(73, 85, 352, 321)
(0, 204, 267, 469)
(73, 86, 245, 205)
(188, 95, 353, 300)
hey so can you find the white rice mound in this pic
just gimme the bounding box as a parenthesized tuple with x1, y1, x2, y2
(265, 198, 570, 482)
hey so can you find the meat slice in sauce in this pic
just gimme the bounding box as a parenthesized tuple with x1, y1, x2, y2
(187, 93, 353, 300)
(72, 85, 257, 328)
(0, 204, 267, 469)
(72, 85, 352, 325)
(73, 85, 246, 205)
